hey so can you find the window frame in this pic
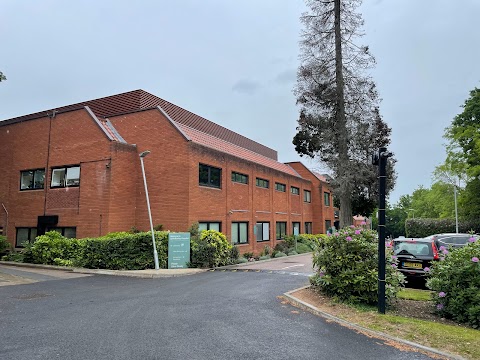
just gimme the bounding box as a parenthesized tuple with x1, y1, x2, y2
(198, 222, 221, 232)
(15, 227, 37, 247)
(275, 182, 286, 192)
(46, 227, 77, 238)
(256, 177, 269, 189)
(231, 171, 248, 184)
(20, 168, 45, 191)
(305, 222, 312, 234)
(291, 186, 300, 195)
(304, 190, 311, 203)
(255, 222, 270, 242)
(50, 165, 81, 188)
(325, 220, 332, 232)
(292, 222, 301, 236)
(199, 163, 222, 189)
(231, 222, 249, 245)
(276, 222, 287, 240)
(324, 192, 331, 206)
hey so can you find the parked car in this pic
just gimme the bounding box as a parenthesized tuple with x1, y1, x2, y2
(424, 233, 479, 250)
(392, 238, 439, 278)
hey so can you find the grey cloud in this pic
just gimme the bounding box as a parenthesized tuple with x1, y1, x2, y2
(232, 80, 261, 95)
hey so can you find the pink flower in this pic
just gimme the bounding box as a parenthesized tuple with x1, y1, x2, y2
(424, 267, 430, 272)
(346, 236, 352, 241)
(334, 232, 339, 237)
(436, 304, 444, 310)
(386, 243, 392, 248)
(469, 237, 476, 243)
(391, 264, 397, 268)
(319, 271, 325, 277)
(392, 255, 397, 260)
(327, 233, 332, 236)
(472, 257, 479, 263)
(350, 225, 355, 228)
(355, 230, 361, 235)
(361, 221, 367, 225)
(442, 249, 449, 255)
(439, 246, 446, 251)
(438, 292, 446, 298)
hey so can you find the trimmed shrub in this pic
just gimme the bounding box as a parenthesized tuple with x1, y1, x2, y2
(287, 250, 298, 256)
(295, 243, 312, 254)
(274, 252, 287, 258)
(259, 255, 270, 261)
(311, 227, 405, 305)
(229, 246, 240, 264)
(0, 235, 11, 256)
(190, 230, 232, 268)
(236, 257, 248, 264)
(427, 238, 480, 328)
(406, 218, 480, 237)
(274, 242, 289, 254)
(29, 231, 82, 265)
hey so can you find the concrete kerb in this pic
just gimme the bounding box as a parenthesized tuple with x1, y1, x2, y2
(0, 261, 206, 278)
(283, 285, 465, 360)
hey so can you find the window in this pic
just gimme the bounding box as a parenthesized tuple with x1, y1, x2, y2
(256, 178, 269, 189)
(199, 222, 221, 232)
(46, 227, 77, 238)
(16, 227, 37, 247)
(20, 169, 45, 190)
(325, 220, 332, 232)
(304, 190, 311, 203)
(276, 222, 287, 240)
(305, 222, 312, 234)
(275, 183, 286, 192)
(324, 192, 331, 206)
(231, 222, 248, 244)
(231, 171, 248, 184)
(199, 164, 222, 188)
(291, 186, 300, 195)
(255, 222, 270, 242)
(51, 165, 80, 188)
(292, 222, 300, 236)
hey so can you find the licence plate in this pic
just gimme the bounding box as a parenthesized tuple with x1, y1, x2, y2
(403, 262, 422, 269)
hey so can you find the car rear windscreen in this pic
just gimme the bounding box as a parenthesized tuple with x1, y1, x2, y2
(393, 241, 433, 256)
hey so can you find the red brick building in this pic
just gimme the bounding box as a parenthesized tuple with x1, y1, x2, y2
(0, 89, 334, 254)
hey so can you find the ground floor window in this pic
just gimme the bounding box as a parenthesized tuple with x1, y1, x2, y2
(305, 222, 312, 234)
(231, 222, 248, 244)
(276, 222, 287, 240)
(292, 222, 300, 236)
(47, 227, 77, 238)
(325, 220, 332, 233)
(255, 222, 270, 242)
(16, 227, 37, 247)
(198, 222, 221, 232)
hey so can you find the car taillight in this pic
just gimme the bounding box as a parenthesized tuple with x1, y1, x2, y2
(432, 241, 439, 260)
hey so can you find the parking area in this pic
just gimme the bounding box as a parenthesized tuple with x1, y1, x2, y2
(0, 264, 91, 286)
(228, 253, 315, 275)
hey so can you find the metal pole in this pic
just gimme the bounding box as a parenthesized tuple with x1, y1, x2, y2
(139, 153, 159, 270)
(454, 185, 458, 234)
(378, 147, 387, 314)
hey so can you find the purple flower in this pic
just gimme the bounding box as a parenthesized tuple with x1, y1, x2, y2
(438, 292, 446, 298)
(392, 255, 397, 260)
(355, 230, 361, 235)
(442, 249, 449, 255)
(472, 257, 479, 263)
(469, 237, 477, 243)
(350, 225, 355, 229)
(439, 246, 446, 251)
(436, 304, 444, 310)
(346, 236, 352, 241)
(424, 267, 430, 272)
(319, 271, 325, 277)
(334, 232, 339, 237)
(361, 221, 367, 225)
(391, 264, 397, 268)
(327, 233, 332, 236)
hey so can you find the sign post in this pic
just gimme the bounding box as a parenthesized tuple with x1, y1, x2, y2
(168, 233, 190, 269)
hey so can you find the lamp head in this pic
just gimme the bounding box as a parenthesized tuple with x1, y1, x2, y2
(139, 150, 151, 158)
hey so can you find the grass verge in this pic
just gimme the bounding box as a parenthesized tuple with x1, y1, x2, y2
(290, 287, 479, 360)
(397, 288, 433, 301)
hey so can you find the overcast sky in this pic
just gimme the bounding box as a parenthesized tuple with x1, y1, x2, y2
(2, 0, 480, 204)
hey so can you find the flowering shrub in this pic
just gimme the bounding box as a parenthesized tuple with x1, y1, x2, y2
(310, 227, 405, 305)
(190, 230, 232, 268)
(427, 238, 480, 328)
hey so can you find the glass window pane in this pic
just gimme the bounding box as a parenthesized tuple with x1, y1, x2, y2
(210, 223, 220, 231)
(210, 167, 221, 187)
(16, 228, 31, 247)
(51, 168, 66, 187)
(20, 171, 34, 190)
(231, 223, 238, 244)
(64, 227, 76, 238)
(239, 223, 247, 243)
(31, 228, 37, 241)
(198, 223, 208, 232)
(263, 223, 269, 240)
(199, 165, 209, 185)
(66, 166, 80, 186)
(34, 170, 45, 189)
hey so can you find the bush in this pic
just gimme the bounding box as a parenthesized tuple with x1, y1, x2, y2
(274, 242, 289, 254)
(287, 250, 298, 256)
(427, 239, 480, 328)
(260, 245, 271, 257)
(406, 218, 480, 237)
(311, 226, 404, 305)
(259, 255, 271, 261)
(190, 230, 232, 268)
(29, 231, 82, 265)
(229, 246, 240, 263)
(274, 252, 287, 258)
(243, 252, 254, 259)
(0, 235, 11, 256)
(295, 243, 312, 254)
(236, 257, 248, 264)
(1, 250, 24, 262)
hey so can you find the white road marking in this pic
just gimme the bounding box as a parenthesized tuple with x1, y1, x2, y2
(280, 264, 305, 270)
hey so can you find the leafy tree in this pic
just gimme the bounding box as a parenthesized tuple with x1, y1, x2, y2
(293, 0, 395, 226)
(0, 71, 6, 82)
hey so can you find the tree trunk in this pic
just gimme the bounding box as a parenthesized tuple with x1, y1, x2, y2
(334, 0, 353, 227)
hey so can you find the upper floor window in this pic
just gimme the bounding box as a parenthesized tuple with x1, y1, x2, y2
(291, 186, 300, 195)
(20, 169, 45, 190)
(304, 190, 311, 203)
(256, 178, 269, 189)
(199, 164, 221, 188)
(231, 171, 248, 184)
(51, 166, 80, 188)
(324, 192, 331, 206)
(275, 183, 286, 192)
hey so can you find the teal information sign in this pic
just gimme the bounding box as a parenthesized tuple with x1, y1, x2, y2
(168, 232, 190, 269)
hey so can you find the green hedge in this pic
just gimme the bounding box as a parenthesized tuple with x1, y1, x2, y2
(20, 230, 169, 270)
(405, 218, 480, 237)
